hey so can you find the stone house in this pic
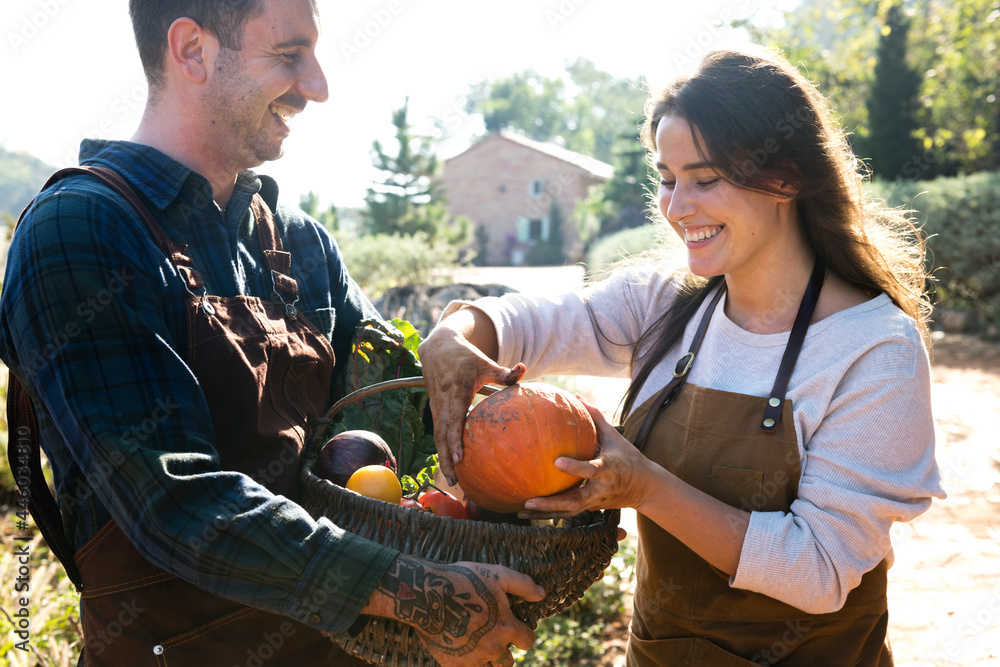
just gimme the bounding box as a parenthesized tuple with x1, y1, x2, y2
(440, 131, 613, 265)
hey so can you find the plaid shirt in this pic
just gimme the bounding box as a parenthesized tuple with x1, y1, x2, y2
(0, 139, 398, 633)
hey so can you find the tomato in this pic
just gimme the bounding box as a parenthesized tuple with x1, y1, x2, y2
(418, 489, 469, 520)
(346, 465, 402, 505)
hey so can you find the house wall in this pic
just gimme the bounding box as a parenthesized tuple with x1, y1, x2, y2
(441, 136, 604, 265)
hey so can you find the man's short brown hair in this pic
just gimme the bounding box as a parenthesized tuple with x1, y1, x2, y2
(128, 0, 266, 89)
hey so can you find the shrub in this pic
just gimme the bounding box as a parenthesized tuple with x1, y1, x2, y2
(337, 232, 469, 299)
(585, 223, 674, 278)
(869, 170, 1000, 333)
(515, 534, 636, 666)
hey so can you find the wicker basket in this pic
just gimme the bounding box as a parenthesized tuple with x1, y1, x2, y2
(300, 377, 621, 666)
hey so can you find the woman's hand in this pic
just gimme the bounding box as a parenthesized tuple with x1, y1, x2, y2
(519, 399, 655, 518)
(418, 307, 525, 485)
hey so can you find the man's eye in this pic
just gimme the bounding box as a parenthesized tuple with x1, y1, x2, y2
(279, 52, 300, 63)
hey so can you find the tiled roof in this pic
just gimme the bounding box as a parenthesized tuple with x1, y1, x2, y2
(448, 131, 615, 180)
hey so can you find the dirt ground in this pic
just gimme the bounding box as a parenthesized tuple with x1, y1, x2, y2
(454, 267, 1000, 666)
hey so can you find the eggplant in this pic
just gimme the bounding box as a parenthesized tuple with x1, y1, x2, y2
(315, 430, 396, 487)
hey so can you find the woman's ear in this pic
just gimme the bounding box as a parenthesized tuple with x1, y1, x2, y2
(774, 162, 802, 200)
(166, 17, 210, 83)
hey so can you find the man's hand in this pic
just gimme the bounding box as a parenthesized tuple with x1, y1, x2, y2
(417, 307, 524, 484)
(365, 556, 544, 666)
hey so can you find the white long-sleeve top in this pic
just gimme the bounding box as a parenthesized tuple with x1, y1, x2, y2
(442, 265, 946, 614)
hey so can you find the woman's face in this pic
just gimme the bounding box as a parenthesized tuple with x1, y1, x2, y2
(654, 114, 801, 282)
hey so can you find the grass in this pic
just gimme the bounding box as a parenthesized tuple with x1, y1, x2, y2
(0, 530, 82, 667)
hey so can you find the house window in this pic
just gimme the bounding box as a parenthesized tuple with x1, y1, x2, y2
(529, 180, 545, 197)
(517, 217, 550, 242)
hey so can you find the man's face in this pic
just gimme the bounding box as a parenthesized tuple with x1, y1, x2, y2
(203, 0, 328, 170)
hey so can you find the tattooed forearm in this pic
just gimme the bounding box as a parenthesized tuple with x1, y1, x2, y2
(379, 559, 499, 657)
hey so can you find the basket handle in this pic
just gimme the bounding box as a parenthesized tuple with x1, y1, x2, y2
(323, 377, 501, 423)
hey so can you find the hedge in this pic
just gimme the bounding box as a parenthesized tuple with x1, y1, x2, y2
(869, 170, 1000, 333)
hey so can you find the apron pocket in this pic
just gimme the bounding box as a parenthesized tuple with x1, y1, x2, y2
(152, 607, 330, 666)
(627, 634, 768, 666)
(711, 466, 764, 511)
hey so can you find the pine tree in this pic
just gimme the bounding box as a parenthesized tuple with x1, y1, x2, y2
(866, 3, 923, 179)
(362, 98, 451, 238)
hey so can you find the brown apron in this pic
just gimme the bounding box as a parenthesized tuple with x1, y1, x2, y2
(10, 167, 368, 665)
(621, 267, 892, 666)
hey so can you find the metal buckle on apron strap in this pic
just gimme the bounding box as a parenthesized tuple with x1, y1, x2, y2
(180, 281, 215, 319)
(673, 352, 695, 378)
(271, 269, 299, 320)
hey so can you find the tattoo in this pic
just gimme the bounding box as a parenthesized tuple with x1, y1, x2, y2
(380, 560, 498, 657)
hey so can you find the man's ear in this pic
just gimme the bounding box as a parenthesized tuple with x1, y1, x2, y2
(166, 17, 210, 83)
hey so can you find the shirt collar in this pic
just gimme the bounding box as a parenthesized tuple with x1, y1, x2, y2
(78, 139, 270, 214)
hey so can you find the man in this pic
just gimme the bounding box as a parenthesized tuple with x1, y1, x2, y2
(0, 1, 540, 664)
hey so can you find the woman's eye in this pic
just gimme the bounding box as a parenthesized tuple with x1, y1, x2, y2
(697, 178, 720, 188)
(660, 179, 675, 188)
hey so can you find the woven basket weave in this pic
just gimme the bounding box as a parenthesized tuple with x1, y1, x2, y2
(300, 377, 621, 666)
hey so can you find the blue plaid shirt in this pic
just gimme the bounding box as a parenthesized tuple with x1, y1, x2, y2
(0, 139, 398, 633)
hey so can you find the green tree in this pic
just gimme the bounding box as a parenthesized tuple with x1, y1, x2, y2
(908, 0, 1000, 173)
(757, 0, 1000, 176)
(562, 59, 647, 165)
(465, 59, 647, 165)
(363, 98, 462, 241)
(298, 190, 339, 234)
(466, 70, 567, 143)
(866, 2, 923, 178)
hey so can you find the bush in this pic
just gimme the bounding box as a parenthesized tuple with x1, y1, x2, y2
(337, 232, 469, 299)
(515, 535, 636, 665)
(869, 170, 1000, 333)
(585, 223, 674, 278)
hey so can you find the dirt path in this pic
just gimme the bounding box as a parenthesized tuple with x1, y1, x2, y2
(455, 267, 1000, 665)
(885, 334, 1000, 666)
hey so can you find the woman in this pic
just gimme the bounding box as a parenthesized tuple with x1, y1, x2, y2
(418, 46, 945, 665)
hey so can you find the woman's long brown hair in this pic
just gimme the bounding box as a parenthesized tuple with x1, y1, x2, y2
(617, 46, 932, 421)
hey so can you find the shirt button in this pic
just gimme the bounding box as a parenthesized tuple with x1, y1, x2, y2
(308, 613, 322, 624)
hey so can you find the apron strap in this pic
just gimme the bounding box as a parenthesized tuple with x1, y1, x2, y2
(632, 284, 727, 452)
(251, 197, 300, 315)
(6, 375, 84, 590)
(6, 165, 192, 592)
(759, 259, 825, 431)
(632, 258, 827, 447)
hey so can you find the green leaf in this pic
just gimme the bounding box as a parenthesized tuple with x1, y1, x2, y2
(329, 318, 435, 478)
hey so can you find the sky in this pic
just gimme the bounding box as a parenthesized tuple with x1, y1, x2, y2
(0, 0, 787, 210)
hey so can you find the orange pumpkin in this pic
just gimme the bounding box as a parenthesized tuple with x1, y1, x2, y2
(456, 382, 598, 513)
